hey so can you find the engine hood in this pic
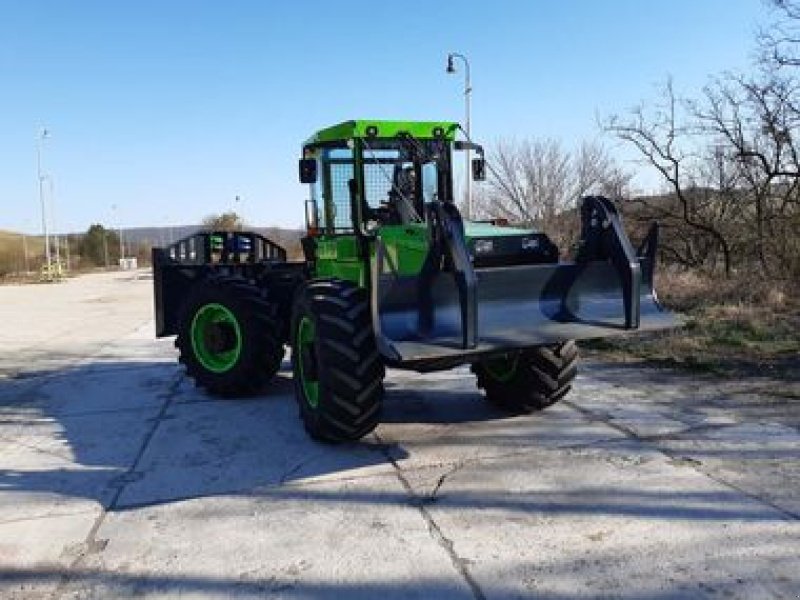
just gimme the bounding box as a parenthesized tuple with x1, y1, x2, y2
(462, 221, 537, 240)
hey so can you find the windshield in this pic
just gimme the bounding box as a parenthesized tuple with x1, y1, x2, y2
(361, 137, 449, 225)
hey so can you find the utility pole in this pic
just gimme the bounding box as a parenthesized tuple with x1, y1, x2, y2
(49, 177, 61, 273)
(37, 128, 51, 276)
(235, 194, 244, 226)
(21, 233, 29, 273)
(446, 52, 472, 219)
(103, 229, 109, 268)
(113, 204, 124, 265)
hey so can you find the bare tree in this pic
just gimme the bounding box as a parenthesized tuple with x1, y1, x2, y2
(691, 74, 800, 274)
(202, 211, 245, 232)
(601, 2, 800, 279)
(604, 80, 735, 276)
(760, 0, 800, 68)
(475, 138, 630, 247)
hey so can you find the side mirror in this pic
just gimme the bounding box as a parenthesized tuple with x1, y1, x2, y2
(472, 157, 486, 181)
(305, 199, 318, 231)
(299, 158, 317, 184)
(454, 140, 484, 153)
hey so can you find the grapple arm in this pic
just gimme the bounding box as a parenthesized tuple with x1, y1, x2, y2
(575, 196, 642, 329)
(371, 196, 675, 368)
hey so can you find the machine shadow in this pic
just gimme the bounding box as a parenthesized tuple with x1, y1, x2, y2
(0, 359, 407, 512)
(381, 376, 510, 425)
(5, 565, 778, 600)
(0, 355, 522, 514)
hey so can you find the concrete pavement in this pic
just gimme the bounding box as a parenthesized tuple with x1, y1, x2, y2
(1, 271, 798, 598)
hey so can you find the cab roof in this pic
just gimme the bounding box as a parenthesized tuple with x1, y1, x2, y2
(304, 120, 460, 146)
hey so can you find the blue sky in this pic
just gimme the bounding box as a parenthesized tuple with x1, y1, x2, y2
(0, 0, 770, 233)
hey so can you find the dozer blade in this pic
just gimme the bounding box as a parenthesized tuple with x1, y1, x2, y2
(371, 197, 678, 367)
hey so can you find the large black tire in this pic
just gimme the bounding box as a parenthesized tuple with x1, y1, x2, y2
(471, 341, 579, 413)
(290, 279, 384, 442)
(176, 275, 284, 397)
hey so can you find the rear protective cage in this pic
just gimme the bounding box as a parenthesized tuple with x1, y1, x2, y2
(160, 231, 286, 265)
(152, 231, 305, 339)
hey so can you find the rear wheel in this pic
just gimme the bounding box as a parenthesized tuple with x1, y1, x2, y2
(291, 279, 384, 442)
(176, 275, 284, 396)
(472, 341, 579, 413)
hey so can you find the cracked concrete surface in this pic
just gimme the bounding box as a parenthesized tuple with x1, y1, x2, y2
(1, 270, 799, 599)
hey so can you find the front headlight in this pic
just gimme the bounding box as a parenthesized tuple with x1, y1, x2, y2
(473, 239, 494, 254)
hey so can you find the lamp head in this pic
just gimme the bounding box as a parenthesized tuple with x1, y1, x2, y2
(446, 54, 456, 73)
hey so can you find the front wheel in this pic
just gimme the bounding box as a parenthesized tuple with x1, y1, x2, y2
(471, 341, 579, 413)
(290, 279, 384, 442)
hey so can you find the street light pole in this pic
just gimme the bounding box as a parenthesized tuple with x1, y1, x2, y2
(21, 233, 29, 273)
(447, 52, 472, 219)
(36, 128, 51, 275)
(103, 230, 109, 268)
(112, 204, 124, 264)
(235, 194, 243, 225)
(49, 177, 61, 273)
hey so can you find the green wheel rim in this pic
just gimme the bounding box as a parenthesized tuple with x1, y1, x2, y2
(190, 303, 243, 373)
(484, 354, 519, 383)
(297, 316, 320, 408)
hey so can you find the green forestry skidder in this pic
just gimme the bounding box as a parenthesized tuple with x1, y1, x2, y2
(153, 120, 675, 442)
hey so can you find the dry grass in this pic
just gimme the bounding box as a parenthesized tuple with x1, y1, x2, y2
(0, 230, 46, 278)
(0, 230, 44, 256)
(584, 268, 800, 377)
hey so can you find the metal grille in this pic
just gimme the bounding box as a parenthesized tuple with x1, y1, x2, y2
(328, 162, 354, 231)
(363, 163, 395, 209)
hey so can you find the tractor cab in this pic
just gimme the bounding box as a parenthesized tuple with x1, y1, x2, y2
(298, 120, 556, 277)
(299, 120, 463, 233)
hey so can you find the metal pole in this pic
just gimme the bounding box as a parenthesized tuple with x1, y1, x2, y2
(37, 128, 51, 276)
(21, 233, 29, 273)
(112, 204, 123, 265)
(465, 60, 472, 220)
(49, 177, 61, 273)
(103, 230, 109, 268)
(447, 53, 472, 219)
